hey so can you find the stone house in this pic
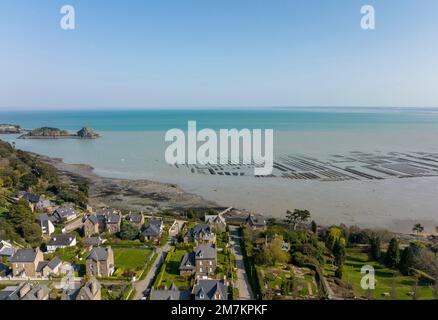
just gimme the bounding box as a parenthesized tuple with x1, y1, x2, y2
(86, 247, 114, 277)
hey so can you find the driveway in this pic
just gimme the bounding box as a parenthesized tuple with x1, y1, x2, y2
(229, 226, 254, 300)
(132, 238, 173, 300)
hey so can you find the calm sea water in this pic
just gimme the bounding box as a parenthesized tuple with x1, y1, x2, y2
(2, 107, 438, 132)
(2, 107, 438, 230)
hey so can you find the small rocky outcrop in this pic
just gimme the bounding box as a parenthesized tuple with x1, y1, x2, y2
(76, 127, 100, 139)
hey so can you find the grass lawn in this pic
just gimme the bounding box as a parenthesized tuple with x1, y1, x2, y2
(160, 248, 192, 290)
(113, 247, 152, 271)
(335, 247, 434, 300)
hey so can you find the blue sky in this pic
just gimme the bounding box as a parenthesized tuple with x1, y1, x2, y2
(1, 0, 437, 109)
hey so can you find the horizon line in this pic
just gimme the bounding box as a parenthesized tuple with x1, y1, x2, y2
(1, 106, 438, 112)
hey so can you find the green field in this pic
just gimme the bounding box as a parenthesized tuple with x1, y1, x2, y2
(159, 248, 192, 290)
(113, 247, 152, 271)
(331, 247, 434, 300)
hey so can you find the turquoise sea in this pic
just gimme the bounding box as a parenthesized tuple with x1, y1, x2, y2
(2, 107, 438, 231)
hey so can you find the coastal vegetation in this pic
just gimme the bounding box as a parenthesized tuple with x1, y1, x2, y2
(0, 139, 89, 247)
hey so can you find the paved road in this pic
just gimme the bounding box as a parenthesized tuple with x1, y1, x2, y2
(229, 226, 254, 300)
(132, 238, 173, 300)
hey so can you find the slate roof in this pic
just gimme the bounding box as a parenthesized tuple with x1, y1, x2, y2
(0, 240, 15, 257)
(194, 279, 227, 300)
(54, 206, 77, 218)
(22, 192, 40, 203)
(205, 214, 226, 225)
(47, 233, 76, 246)
(47, 256, 62, 269)
(142, 219, 162, 237)
(246, 213, 265, 227)
(150, 284, 191, 300)
(10, 249, 37, 263)
(106, 213, 121, 224)
(64, 278, 101, 300)
(86, 247, 110, 262)
(36, 213, 57, 223)
(189, 224, 213, 237)
(195, 244, 217, 260)
(5, 282, 49, 300)
(129, 212, 143, 223)
(179, 252, 196, 271)
(83, 237, 103, 246)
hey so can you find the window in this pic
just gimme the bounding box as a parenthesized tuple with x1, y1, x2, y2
(199, 268, 203, 273)
(199, 261, 202, 266)
(209, 261, 212, 265)
(209, 268, 212, 272)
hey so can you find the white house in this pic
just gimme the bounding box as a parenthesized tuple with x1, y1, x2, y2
(46, 234, 77, 252)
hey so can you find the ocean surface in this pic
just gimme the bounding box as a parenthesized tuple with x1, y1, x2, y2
(2, 107, 438, 232)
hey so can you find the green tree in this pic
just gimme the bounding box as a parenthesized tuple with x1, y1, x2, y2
(412, 224, 424, 235)
(311, 220, 317, 233)
(369, 236, 381, 260)
(9, 199, 34, 231)
(384, 238, 400, 268)
(335, 265, 343, 279)
(264, 237, 289, 265)
(332, 239, 346, 266)
(399, 246, 415, 275)
(119, 224, 139, 240)
(19, 173, 38, 190)
(325, 227, 345, 251)
(285, 209, 310, 230)
(22, 223, 42, 247)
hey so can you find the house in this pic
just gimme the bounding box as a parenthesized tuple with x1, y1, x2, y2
(36, 257, 63, 277)
(128, 212, 144, 229)
(0, 282, 50, 300)
(0, 240, 15, 258)
(205, 213, 226, 232)
(83, 214, 105, 237)
(16, 192, 53, 213)
(245, 213, 266, 229)
(10, 248, 44, 278)
(54, 206, 78, 222)
(86, 247, 114, 277)
(83, 209, 122, 236)
(194, 244, 217, 278)
(150, 283, 191, 300)
(10, 248, 65, 278)
(185, 224, 216, 244)
(142, 219, 164, 241)
(46, 233, 77, 252)
(36, 213, 56, 235)
(83, 237, 105, 247)
(194, 279, 227, 300)
(179, 252, 196, 276)
(62, 278, 101, 300)
(105, 211, 122, 234)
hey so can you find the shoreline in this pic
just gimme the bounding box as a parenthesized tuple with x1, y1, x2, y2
(32, 153, 436, 234)
(33, 152, 219, 213)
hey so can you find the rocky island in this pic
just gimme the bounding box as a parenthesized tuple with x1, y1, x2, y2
(18, 126, 100, 139)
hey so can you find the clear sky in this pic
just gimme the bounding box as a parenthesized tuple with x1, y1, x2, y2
(1, 0, 437, 109)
